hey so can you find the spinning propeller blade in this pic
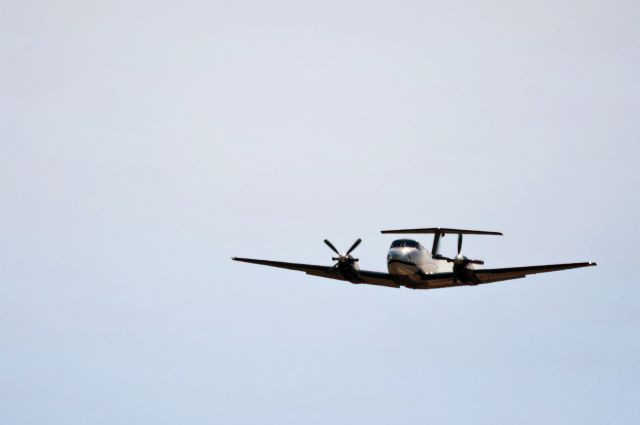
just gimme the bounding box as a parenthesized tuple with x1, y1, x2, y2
(324, 238, 362, 265)
(346, 238, 362, 255)
(324, 239, 340, 255)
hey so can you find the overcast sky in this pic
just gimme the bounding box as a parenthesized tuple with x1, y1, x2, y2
(1, 0, 639, 424)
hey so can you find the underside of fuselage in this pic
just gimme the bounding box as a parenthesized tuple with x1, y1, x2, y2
(387, 260, 421, 276)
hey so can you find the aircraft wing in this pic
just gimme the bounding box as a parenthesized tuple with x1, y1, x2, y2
(415, 262, 597, 289)
(232, 257, 400, 288)
(233, 257, 595, 290)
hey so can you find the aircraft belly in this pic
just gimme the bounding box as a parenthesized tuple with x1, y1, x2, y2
(387, 262, 420, 276)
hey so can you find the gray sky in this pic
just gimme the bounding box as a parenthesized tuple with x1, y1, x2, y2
(1, 0, 639, 424)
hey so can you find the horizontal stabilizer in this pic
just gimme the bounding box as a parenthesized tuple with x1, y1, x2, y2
(380, 227, 503, 236)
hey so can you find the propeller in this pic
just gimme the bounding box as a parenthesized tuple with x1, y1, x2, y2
(324, 238, 361, 267)
(431, 234, 484, 283)
(434, 234, 484, 266)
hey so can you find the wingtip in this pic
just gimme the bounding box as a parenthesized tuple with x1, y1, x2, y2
(589, 261, 597, 266)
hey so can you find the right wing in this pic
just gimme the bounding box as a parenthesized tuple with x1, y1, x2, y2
(232, 257, 400, 288)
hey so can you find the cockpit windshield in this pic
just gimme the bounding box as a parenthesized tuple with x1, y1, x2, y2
(390, 239, 420, 249)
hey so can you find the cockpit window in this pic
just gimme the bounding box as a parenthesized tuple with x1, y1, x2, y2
(390, 239, 420, 249)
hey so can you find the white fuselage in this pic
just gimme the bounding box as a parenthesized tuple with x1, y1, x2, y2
(386, 239, 452, 278)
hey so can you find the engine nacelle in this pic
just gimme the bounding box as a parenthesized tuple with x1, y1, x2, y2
(337, 260, 362, 283)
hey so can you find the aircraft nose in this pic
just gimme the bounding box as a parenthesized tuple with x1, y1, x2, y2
(387, 248, 412, 262)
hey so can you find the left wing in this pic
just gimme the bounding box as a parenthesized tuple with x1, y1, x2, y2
(232, 257, 400, 288)
(415, 262, 597, 289)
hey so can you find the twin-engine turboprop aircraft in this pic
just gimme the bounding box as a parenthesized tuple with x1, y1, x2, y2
(232, 227, 596, 290)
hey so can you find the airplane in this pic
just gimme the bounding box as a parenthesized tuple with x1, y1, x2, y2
(232, 227, 596, 290)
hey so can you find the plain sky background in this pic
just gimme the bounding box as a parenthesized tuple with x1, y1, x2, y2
(1, 0, 639, 423)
